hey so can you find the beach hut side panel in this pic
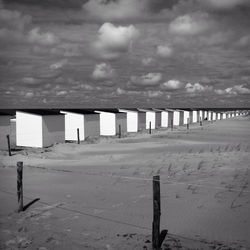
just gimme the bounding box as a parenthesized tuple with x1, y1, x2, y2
(84, 114, 100, 138)
(116, 113, 127, 134)
(138, 112, 146, 131)
(42, 115, 65, 147)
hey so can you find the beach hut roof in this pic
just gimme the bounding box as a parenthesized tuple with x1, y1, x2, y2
(95, 108, 123, 113)
(0, 109, 16, 116)
(61, 109, 97, 115)
(17, 109, 64, 116)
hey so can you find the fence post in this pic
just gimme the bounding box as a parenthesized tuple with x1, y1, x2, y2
(152, 175, 161, 250)
(6, 134, 11, 156)
(149, 122, 152, 134)
(119, 124, 121, 138)
(77, 128, 80, 144)
(199, 117, 202, 126)
(17, 162, 23, 212)
(171, 119, 173, 131)
(187, 118, 189, 130)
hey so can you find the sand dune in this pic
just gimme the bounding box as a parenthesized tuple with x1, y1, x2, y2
(0, 117, 250, 249)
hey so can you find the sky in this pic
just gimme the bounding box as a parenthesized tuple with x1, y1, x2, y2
(0, 0, 250, 108)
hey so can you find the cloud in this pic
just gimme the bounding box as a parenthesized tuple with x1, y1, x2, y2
(169, 12, 211, 35)
(0, 8, 31, 43)
(28, 27, 60, 46)
(56, 90, 67, 96)
(93, 22, 139, 59)
(92, 62, 115, 80)
(147, 90, 163, 98)
(236, 35, 250, 48)
(83, 0, 148, 20)
(142, 57, 154, 66)
(161, 79, 184, 90)
(185, 82, 213, 93)
(233, 85, 250, 94)
(115, 87, 164, 98)
(130, 73, 162, 87)
(50, 59, 68, 70)
(157, 44, 173, 58)
(202, 0, 250, 10)
(25, 91, 34, 98)
(21, 77, 42, 85)
(214, 88, 237, 96)
(215, 84, 250, 96)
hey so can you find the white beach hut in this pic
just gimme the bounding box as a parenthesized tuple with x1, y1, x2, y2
(61, 110, 100, 141)
(192, 110, 198, 123)
(16, 110, 65, 148)
(96, 109, 127, 136)
(119, 109, 138, 132)
(212, 112, 216, 121)
(138, 109, 156, 129)
(204, 111, 208, 120)
(159, 109, 169, 128)
(183, 110, 190, 125)
(197, 110, 203, 122)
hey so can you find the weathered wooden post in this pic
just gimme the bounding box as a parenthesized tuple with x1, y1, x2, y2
(119, 124, 121, 138)
(152, 175, 161, 250)
(17, 162, 23, 212)
(6, 134, 11, 156)
(149, 122, 152, 134)
(199, 117, 202, 126)
(171, 119, 173, 131)
(77, 128, 80, 144)
(187, 118, 189, 130)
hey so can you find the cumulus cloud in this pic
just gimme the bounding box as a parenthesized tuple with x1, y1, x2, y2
(215, 85, 250, 96)
(185, 82, 213, 93)
(157, 44, 173, 58)
(233, 84, 250, 94)
(130, 73, 162, 87)
(25, 91, 34, 98)
(83, 0, 148, 20)
(21, 77, 42, 85)
(92, 62, 115, 80)
(161, 79, 184, 90)
(169, 12, 211, 35)
(94, 22, 139, 59)
(142, 57, 154, 66)
(50, 59, 68, 70)
(0, 8, 31, 42)
(147, 90, 163, 98)
(56, 90, 67, 96)
(28, 27, 59, 46)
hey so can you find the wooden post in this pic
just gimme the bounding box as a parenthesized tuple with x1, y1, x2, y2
(199, 117, 202, 126)
(187, 118, 189, 130)
(77, 128, 80, 144)
(119, 124, 121, 138)
(17, 162, 23, 212)
(171, 119, 173, 131)
(6, 134, 11, 156)
(149, 122, 152, 134)
(152, 175, 161, 250)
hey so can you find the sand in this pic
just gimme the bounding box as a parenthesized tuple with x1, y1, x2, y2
(0, 116, 250, 250)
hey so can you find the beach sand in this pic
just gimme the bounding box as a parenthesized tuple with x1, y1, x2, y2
(0, 116, 250, 249)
